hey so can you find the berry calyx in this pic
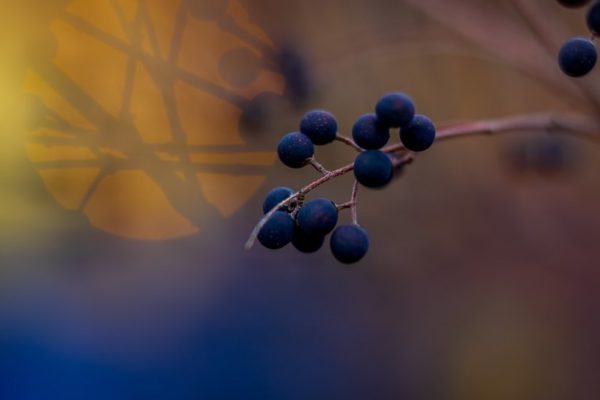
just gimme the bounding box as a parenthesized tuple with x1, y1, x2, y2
(300, 110, 338, 145)
(277, 132, 314, 168)
(375, 92, 415, 128)
(297, 198, 339, 236)
(400, 114, 437, 152)
(262, 186, 294, 214)
(353, 150, 393, 188)
(330, 224, 369, 264)
(257, 211, 295, 249)
(352, 113, 390, 150)
(558, 37, 597, 77)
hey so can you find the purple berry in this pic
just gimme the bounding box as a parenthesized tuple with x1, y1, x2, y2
(375, 92, 415, 128)
(352, 113, 390, 150)
(300, 110, 338, 145)
(400, 114, 436, 152)
(353, 150, 393, 188)
(330, 224, 369, 264)
(258, 211, 295, 249)
(297, 198, 338, 236)
(277, 132, 314, 168)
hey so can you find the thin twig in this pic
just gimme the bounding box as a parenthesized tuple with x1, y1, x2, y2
(335, 134, 363, 152)
(350, 180, 359, 225)
(390, 152, 415, 168)
(435, 113, 600, 142)
(337, 201, 356, 211)
(308, 157, 330, 175)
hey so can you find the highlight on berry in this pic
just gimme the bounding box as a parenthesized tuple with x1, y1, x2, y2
(245, 92, 437, 264)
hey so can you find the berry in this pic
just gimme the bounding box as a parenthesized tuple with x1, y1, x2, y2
(352, 113, 390, 150)
(558, 37, 597, 77)
(557, 0, 591, 8)
(262, 186, 294, 214)
(400, 114, 437, 152)
(330, 224, 369, 264)
(292, 227, 325, 253)
(277, 132, 314, 168)
(375, 92, 415, 128)
(297, 198, 339, 236)
(353, 150, 393, 188)
(587, 2, 600, 34)
(257, 211, 295, 249)
(300, 110, 338, 145)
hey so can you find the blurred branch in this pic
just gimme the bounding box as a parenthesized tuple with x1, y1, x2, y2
(402, 0, 591, 110)
(508, 0, 600, 114)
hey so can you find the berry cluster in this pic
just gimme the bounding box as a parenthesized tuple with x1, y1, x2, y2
(557, 0, 600, 77)
(253, 93, 436, 264)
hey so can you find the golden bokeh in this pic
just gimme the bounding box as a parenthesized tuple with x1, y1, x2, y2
(23, 0, 284, 240)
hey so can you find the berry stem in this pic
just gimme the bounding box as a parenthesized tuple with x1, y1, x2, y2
(335, 134, 363, 152)
(245, 112, 600, 250)
(308, 157, 330, 175)
(392, 152, 415, 168)
(337, 201, 356, 211)
(350, 180, 359, 225)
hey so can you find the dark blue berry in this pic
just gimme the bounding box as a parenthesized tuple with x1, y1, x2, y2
(330, 224, 369, 264)
(353, 150, 393, 188)
(352, 113, 390, 150)
(262, 186, 294, 214)
(292, 227, 325, 253)
(257, 211, 295, 249)
(587, 2, 600, 34)
(375, 93, 415, 128)
(558, 37, 597, 77)
(300, 110, 338, 145)
(400, 114, 436, 152)
(297, 198, 338, 236)
(557, 0, 591, 8)
(277, 132, 314, 168)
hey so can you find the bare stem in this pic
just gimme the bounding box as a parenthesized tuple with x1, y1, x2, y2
(308, 157, 330, 175)
(245, 112, 600, 250)
(350, 180, 359, 225)
(435, 112, 600, 142)
(335, 134, 363, 152)
(337, 201, 356, 211)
